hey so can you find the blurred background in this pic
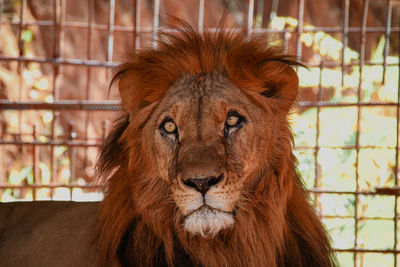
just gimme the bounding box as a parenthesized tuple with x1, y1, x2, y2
(0, 0, 399, 266)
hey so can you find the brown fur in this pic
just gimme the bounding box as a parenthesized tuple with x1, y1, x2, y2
(96, 21, 336, 267)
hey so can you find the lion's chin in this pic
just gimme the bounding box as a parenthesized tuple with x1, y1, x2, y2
(183, 206, 234, 238)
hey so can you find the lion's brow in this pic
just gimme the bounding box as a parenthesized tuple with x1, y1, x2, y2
(170, 72, 228, 98)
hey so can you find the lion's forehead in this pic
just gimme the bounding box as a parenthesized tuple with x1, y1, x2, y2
(154, 72, 257, 121)
(166, 72, 239, 100)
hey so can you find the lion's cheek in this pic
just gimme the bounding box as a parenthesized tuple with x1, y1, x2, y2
(152, 139, 174, 181)
(241, 154, 259, 177)
(237, 141, 263, 176)
(155, 157, 169, 181)
(206, 189, 241, 211)
(239, 128, 270, 175)
(171, 189, 203, 215)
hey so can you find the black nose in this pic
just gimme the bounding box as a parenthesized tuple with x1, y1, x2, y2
(182, 174, 224, 195)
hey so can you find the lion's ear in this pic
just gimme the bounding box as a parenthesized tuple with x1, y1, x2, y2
(117, 77, 159, 115)
(259, 61, 299, 109)
(118, 75, 141, 113)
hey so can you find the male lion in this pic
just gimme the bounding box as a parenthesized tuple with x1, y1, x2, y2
(0, 23, 335, 267)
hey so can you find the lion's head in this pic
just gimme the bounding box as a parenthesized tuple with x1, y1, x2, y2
(96, 22, 335, 267)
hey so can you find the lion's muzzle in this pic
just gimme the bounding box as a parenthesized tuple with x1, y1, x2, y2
(176, 172, 236, 237)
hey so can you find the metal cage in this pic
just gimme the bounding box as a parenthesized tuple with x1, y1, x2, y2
(0, 0, 399, 266)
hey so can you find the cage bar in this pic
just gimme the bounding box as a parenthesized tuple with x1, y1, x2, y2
(296, 0, 304, 61)
(382, 0, 393, 85)
(152, 0, 160, 47)
(341, 0, 349, 86)
(354, 1, 370, 265)
(247, 0, 254, 37)
(198, 0, 204, 33)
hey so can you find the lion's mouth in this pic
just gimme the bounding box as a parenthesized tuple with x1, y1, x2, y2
(184, 204, 233, 218)
(183, 205, 235, 237)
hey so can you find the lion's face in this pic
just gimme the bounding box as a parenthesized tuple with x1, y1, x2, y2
(142, 72, 273, 237)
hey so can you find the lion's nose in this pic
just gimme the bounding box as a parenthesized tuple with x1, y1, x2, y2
(182, 174, 224, 195)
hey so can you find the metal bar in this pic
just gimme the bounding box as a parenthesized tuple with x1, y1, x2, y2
(17, 0, 27, 149)
(295, 145, 399, 150)
(311, 188, 400, 196)
(14, 0, 27, 200)
(17, 0, 26, 56)
(261, 0, 269, 28)
(297, 101, 400, 108)
(395, 9, 400, 266)
(49, 111, 58, 200)
(4, 100, 400, 111)
(68, 123, 76, 200)
(395, 183, 398, 267)
(283, 31, 289, 54)
(1, 55, 397, 68)
(309, 61, 400, 68)
(0, 184, 100, 189)
(52, 0, 61, 67)
(136, 0, 141, 50)
(132, 0, 138, 50)
(152, 0, 160, 48)
(0, 0, 4, 50)
(354, 2, 369, 265)
(0, 121, 5, 196)
(84, 0, 95, 181)
(341, 0, 349, 86)
(382, 0, 392, 84)
(269, 0, 280, 25)
(0, 55, 118, 67)
(0, 100, 120, 110)
(247, 0, 254, 37)
(50, 0, 64, 199)
(107, 0, 115, 62)
(59, 0, 66, 57)
(2, 19, 400, 34)
(86, 0, 94, 88)
(198, 0, 204, 33)
(0, 140, 101, 147)
(321, 215, 396, 220)
(3, 131, 100, 140)
(32, 126, 39, 200)
(0, 140, 390, 150)
(296, 0, 304, 61)
(313, 61, 323, 210)
(335, 248, 400, 254)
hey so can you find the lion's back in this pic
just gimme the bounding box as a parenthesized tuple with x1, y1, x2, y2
(0, 201, 100, 267)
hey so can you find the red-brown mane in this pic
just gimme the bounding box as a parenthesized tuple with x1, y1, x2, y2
(96, 21, 335, 267)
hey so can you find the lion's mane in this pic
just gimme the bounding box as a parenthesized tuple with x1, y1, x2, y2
(96, 21, 335, 267)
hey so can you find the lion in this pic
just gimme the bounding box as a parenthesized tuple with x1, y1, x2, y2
(0, 22, 335, 267)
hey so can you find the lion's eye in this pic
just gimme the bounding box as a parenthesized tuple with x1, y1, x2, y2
(160, 119, 178, 135)
(224, 111, 246, 137)
(226, 115, 240, 127)
(225, 111, 245, 129)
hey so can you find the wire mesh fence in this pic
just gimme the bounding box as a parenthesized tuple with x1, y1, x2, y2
(0, 0, 399, 266)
